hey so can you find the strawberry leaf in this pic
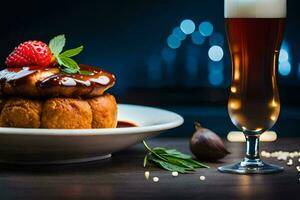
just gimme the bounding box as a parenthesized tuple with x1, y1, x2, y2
(49, 34, 66, 56)
(60, 46, 83, 58)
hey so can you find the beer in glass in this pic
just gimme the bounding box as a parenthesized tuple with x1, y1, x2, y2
(218, 0, 286, 174)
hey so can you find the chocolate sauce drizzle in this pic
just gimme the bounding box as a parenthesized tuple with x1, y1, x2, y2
(0, 67, 39, 86)
(0, 65, 115, 88)
(39, 65, 115, 88)
(0, 65, 115, 97)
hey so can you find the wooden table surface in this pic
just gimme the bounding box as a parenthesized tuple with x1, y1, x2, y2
(0, 138, 299, 200)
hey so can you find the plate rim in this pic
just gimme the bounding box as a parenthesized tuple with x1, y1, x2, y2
(0, 104, 184, 136)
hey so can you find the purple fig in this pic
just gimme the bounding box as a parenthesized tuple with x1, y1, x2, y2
(190, 122, 230, 161)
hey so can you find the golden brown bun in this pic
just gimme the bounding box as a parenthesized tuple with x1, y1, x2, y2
(0, 94, 117, 129)
(88, 94, 118, 128)
(0, 99, 6, 113)
(41, 98, 93, 129)
(0, 98, 42, 128)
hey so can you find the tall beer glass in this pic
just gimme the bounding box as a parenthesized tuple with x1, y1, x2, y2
(219, 0, 286, 174)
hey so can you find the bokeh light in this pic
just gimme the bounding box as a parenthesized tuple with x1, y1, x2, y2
(172, 27, 187, 41)
(209, 32, 224, 46)
(167, 35, 181, 49)
(180, 19, 195, 35)
(191, 31, 205, 45)
(279, 61, 292, 76)
(208, 61, 224, 86)
(161, 47, 176, 63)
(278, 41, 291, 76)
(208, 60, 224, 72)
(279, 49, 289, 63)
(208, 70, 224, 85)
(208, 45, 224, 62)
(199, 21, 214, 37)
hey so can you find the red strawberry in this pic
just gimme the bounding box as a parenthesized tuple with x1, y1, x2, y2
(5, 40, 52, 67)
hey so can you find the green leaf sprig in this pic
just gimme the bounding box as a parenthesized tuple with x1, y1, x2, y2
(49, 34, 87, 74)
(143, 141, 209, 173)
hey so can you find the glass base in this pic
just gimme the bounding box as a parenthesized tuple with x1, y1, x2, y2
(218, 158, 284, 174)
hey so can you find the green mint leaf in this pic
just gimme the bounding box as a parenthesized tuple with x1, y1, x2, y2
(49, 34, 66, 56)
(163, 156, 196, 170)
(57, 55, 80, 74)
(143, 141, 209, 173)
(61, 67, 80, 74)
(60, 46, 83, 58)
(153, 148, 192, 159)
(79, 70, 93, 75)
(184, 158, 210, 168)
(51, 35, 85, 75)
(158, 153, 205, 168)
(150, 157, 188, 173)
(143, 154, 149, 167)
(143, 141, 168, 162)
(58, 56, 80, 69)
(56, 56, 63, 66)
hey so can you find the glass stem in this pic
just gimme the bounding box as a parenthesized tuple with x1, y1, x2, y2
(245, 135, 260, 160)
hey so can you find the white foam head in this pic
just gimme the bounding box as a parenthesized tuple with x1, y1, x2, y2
(225, 0, 287, 18)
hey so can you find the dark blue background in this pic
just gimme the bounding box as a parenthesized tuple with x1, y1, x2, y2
(0, 0, 299, 137)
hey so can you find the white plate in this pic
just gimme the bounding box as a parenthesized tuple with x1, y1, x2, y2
(0, 104, 183, 164)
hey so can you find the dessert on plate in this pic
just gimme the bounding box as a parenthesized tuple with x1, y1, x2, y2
(0, 35, 117, 129)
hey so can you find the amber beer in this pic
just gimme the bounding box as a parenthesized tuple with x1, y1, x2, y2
(225, 1, 286, 133)
(219, 0, 287, 174)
